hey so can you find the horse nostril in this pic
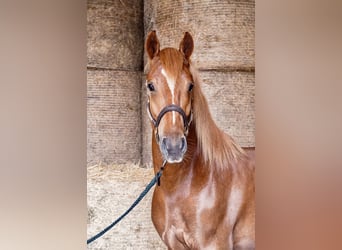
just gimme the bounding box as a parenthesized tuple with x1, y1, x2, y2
(180, 137, 187, 152)
(161, 137, 168, 149)
(180, 137, 185, 149)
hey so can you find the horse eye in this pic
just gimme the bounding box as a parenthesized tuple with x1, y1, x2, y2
(147, 83, 155, 91)
(188, 83, 194, 92)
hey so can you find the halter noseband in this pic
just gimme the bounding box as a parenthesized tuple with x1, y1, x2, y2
(147, 100, 193, 142)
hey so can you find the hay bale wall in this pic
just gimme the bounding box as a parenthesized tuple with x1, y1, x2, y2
(199, 71, 255, 145)
(142, 0, 255, 165)
(87, 0, 144, 70)
(87, 70, 141, 165)
(144, 0, 255, 70)
(87, 0, 143, 165)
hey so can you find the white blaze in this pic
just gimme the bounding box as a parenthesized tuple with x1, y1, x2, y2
(161, 68, 176, 124)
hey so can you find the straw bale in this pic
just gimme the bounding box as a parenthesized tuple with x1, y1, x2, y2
(141, 71, 255, 166)
(88, 0, 144, 70)
(200, 71, 255, 145)
(144, 0, 255, 70)
(87, 163, 165, 249)
(87, 70, 142, 165)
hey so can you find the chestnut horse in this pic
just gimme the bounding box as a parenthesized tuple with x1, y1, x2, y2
(145, 31, 255, 250)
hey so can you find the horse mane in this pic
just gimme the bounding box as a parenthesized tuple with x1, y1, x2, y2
(189, 65, 246, 170)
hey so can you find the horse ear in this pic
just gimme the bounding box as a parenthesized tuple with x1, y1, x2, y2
(145, 30, 160, 60)
(179, 32, 194, 60)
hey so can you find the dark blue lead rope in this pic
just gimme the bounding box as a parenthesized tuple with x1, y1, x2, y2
(87, 161, 166, 245)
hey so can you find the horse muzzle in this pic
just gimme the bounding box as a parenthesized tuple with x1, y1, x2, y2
(160, 136, 187, 163)
(147, 101, 193, 163)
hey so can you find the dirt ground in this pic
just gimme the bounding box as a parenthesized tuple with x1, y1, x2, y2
(87, 163, 165, 250)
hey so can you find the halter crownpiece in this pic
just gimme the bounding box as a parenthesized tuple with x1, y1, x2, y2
(146, 100, 193, 142)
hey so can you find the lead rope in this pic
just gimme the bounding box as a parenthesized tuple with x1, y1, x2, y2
(87, 160, 167, 245)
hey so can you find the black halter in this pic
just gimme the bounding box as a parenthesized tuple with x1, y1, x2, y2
(147, 100, 193, 142)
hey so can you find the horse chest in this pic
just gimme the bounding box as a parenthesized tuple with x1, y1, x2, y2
(160, 181, 223, 249)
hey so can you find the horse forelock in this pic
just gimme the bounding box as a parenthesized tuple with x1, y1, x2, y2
(189, 65, 246, 170)
(158, 48, 184, 82)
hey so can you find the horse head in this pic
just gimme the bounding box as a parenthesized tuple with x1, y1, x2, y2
(145, 31, 194, 163)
